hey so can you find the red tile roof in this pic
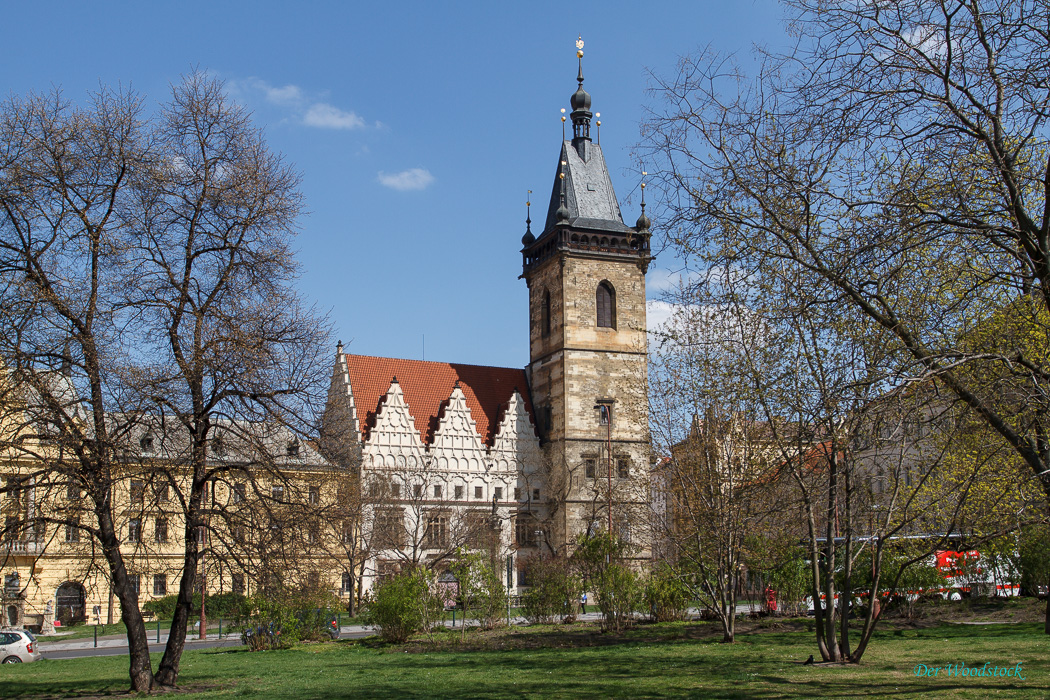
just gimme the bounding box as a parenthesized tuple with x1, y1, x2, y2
(343, 354, 535, 447)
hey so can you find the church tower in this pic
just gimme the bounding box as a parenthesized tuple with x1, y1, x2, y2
(520, 39, 651, 552)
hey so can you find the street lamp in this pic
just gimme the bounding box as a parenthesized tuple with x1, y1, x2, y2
(594, 404, 613, 535)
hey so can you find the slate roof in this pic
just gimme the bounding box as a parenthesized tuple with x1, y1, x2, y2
(343, 354, 535, 447)
(542, 141, 632, 236)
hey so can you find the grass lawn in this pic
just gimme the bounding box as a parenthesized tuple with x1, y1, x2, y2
(2, 620, 1046, 698)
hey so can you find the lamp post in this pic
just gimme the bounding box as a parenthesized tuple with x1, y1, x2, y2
(594, 404, 613, 535)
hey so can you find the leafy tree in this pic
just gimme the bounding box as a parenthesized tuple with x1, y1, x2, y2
(643, 0, 1050, 638)
(644, 0, 1050, 642)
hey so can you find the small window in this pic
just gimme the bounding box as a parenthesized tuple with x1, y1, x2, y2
(533, 488, 541, 501)
(129, 574, 140, 599)
(271, 484, 284, 501)
(286, 441, 300, 458)
(156, 483, 169, 503)
(541, 289, 552, 337)
(514, 487, 521, 500)
(454, 485, 464, 500)
(391, 483, 401, 498)
(211, 437, 226, 457)
(474, 486, 483, 499)
(154, 518, 168, 543)
(433, 484, 442, 499)
(130, 480, 144, 506)
(65, 519, 80, 543)
(140, 436, 155, 454)
(308, 486, 320, 505)
(153, 573, 167, 596)
(233, 483, 246, 503)
(597, 403, 612, 425)
(494, 487, 503, 501)
(617, 458, 630, 479)
(585, 457, 597, 479)
(128, 518, 142, 543)
(413, 484, 422, 498)
(232, 573, 245, 595)
(596, 282, 616, 329)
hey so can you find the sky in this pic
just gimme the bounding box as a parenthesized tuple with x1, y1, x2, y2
(3, 0, 791, 369)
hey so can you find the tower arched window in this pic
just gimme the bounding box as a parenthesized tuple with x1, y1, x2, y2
(542, 289, 552, 337)
(596, 281, 616, 329)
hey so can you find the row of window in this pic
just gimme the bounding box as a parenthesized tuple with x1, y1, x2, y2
(372, 482, 541, 503)
(584, 457, 631, 479)
(136, 436, 301, 458)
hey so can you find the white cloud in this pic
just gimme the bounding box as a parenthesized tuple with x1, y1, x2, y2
(647, 300, 679, 334)
(231, 77, 366, 130)
(303, 103, 366, 130)
(377, 168, 435, 192)
(260, 83, 303, 106)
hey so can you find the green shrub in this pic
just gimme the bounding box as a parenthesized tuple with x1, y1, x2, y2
(574, 533, 642, 632)
(450, 551, 507, 632)
(362, 567, 444, 643)
(141, 592, 248, 620)
(644, 564, 690, 622)
(521, 556, 582, 624)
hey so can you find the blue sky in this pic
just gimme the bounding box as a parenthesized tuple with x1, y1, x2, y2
(4, 0, 789, 368)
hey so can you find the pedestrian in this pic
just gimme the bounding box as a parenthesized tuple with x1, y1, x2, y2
(581, 592, 587, 614)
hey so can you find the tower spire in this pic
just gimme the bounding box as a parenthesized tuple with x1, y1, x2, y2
(570, 36, 593, 152)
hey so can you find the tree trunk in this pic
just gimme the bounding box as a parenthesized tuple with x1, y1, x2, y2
(98, 516, 154, 691)
(155, 518, 200, 687)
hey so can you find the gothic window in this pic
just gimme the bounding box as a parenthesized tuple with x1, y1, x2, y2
(541, 289, 552, 337)
(617, 458, 630, 479)
(596, 281, 616, 329)
(585, 456, 597, 479)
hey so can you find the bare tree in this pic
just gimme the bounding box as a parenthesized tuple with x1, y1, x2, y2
(0, 74, 330, 689)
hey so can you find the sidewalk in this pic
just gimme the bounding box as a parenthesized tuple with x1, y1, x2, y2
(36, 605, 759, 653)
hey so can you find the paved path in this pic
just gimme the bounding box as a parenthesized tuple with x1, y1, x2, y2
(35, 604, 761, 660)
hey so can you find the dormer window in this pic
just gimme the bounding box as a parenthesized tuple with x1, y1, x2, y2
(140, 436, 154, 454)
(211, 437, 226, 457)
(286, 441, 300, 458)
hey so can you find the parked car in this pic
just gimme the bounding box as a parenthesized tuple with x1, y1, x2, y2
(0, 628, 41, 663)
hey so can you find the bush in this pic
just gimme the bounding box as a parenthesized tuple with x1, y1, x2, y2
(521, 556, 582, 624)
(362, 567, 444, 643)
(574, 533, 642, 632)
(450, 551, 507, 632)
(236, 585, 343, 651)
(141, 592, 249, 620)
(644, 564, 690, 622)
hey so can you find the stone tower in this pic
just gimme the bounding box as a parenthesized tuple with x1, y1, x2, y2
(520, 43, 652, 552)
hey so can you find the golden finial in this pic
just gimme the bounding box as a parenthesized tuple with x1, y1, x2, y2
(576, 35, 584, 58)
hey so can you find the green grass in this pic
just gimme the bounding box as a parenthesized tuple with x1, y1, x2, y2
(4, 621, 1047, 698)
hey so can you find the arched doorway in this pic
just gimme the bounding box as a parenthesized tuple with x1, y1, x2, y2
(55, 582, 86, 625)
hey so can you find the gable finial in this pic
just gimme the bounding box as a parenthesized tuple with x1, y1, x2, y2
(522, 190, 535, 246)
(636, 169, 651, 232)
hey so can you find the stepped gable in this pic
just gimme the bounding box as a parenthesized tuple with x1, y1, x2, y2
(344, 354, 536, 447)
